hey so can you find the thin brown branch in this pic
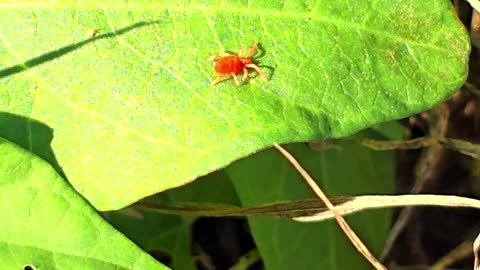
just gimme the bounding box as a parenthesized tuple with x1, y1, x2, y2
(273, 143, 388, 270)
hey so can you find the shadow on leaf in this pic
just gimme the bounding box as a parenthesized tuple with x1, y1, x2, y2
(0, 112, 65, 179)
(0, 20, 160, 79)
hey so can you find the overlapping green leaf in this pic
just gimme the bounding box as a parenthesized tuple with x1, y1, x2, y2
(106, 171, 240, 270)
(0, 137, 167, 270)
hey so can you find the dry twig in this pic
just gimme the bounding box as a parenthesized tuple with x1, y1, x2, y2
(273, 143, 388, 270)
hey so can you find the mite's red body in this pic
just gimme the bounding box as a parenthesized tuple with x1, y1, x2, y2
(215, 56, 250, 75)
(208, 42, 268, 86)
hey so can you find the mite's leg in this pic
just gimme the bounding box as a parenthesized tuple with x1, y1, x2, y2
(230, 72, 240, 85)
(245, 42, 259, 58)
(238, 45, 245, 56)
(210, 76, 224, 86)
(242, 67, 249, 81)
(208, 52, 231, 62)
(246, 64, 268, 82)
(207, 55, 220, 62)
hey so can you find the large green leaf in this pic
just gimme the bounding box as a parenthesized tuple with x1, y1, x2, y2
(0, 137, 168, 270)
(0, 1, 469, 210)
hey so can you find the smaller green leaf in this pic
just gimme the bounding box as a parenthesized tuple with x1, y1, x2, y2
(226, 136, 394, 270)
(107, 170, 240, 270)
(0, 137, 168, 270)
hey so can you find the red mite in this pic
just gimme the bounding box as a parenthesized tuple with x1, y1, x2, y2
(208, 42, 268, 86)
